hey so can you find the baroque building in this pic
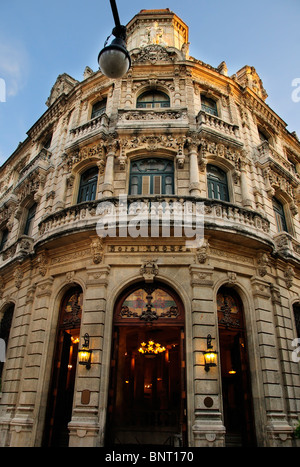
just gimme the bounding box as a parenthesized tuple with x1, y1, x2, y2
(0, 8, 299, 447)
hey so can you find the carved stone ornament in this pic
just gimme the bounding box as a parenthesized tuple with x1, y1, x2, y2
(131, 44, 176, 64)
(140, 259, 158, 283)
(257, 251, 269, 277)
(14, 266, 23, 289)
(196, 240, 210, 264)
(37, 251, 48, 277)
(284, 265, 295, 289)
(90, 237, 103, 264)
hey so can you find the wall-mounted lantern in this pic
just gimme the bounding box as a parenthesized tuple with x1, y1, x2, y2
(78, 333, 92, 370)
(203, 334, 217, 372)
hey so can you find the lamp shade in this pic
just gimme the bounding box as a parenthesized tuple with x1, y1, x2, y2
(204, 350, 217, 368)
(98, 37, 131, 79)
(78, 349, 92, 366)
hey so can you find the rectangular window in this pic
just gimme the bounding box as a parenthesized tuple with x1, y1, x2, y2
(24, 204, 37, 236)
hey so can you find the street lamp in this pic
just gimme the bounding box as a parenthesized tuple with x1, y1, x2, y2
(98, 0, 131, 79)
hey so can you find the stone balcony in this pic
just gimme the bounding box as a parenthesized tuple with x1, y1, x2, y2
(67, 113, 109, 148)
(36, 196, 271, 248)
(196, 110, 241, 145)
(116, 108, 189, 130)
(0, 235, 34, 268)
(257, 140, 300, 182)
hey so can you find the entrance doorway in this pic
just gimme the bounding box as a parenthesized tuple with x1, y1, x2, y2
(43, 287, 83, 447)
(106, 283, 186, 446)
(217, 287, 256, 446)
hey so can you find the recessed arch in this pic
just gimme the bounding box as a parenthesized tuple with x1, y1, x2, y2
(136, 89, 170, 109)
(43, 284, 84, 447)
(216, 284, 256, 446)
(106, 279, 187, 446)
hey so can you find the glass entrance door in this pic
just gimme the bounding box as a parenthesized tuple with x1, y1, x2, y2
(107, 326, 185, 446)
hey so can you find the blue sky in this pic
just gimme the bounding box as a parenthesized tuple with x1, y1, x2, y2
(0, 0, 299, 165)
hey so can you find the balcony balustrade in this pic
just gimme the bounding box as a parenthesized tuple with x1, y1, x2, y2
(37, 196, 270, 245)
(68, 113, 109, 146)
(196, 110, 240, 142)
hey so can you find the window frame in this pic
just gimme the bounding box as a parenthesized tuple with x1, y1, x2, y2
(201, 95, 218, 117)
(136, 91, 170, 109)
(23, 203, 37, 237)
(272, 197, 288, 233)
(77, 166, 99, 203)
(129, 158, 174, 196)
(0, 228, 9, 251)
(207, 164, 229, 202)
(91, 99, 107, 120)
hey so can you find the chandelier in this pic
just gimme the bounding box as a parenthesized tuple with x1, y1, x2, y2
(138, 340, 166, 355)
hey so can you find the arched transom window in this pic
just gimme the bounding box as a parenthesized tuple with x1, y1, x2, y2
(137, 91, 170, 109)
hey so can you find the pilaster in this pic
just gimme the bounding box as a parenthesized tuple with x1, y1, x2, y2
(189, 265, 225, 446)
(251, 276, 293, 446)
(9, 277, 54, 447)
(68, 265, 110, 447)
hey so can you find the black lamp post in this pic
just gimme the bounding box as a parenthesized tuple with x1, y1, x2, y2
(98, 0, 131, 79)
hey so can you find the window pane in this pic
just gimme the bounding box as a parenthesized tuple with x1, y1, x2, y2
(91, 99, 107, 119)
(137, 91, 170, 109)
(129, 159, 174, 196)
(153, 176, 161, 195)
(201, 96, 218, 116)
(207, 165, 229, 201)
(272, 198, 288, 232)
(142, 176, 150, 195)
(24, 204, 37, 236)
(77, 167, 98, 203)
(0, 229, 9, 251)
(293, 303, 300, 338)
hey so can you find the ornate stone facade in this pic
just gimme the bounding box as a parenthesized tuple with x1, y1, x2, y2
(0, 9, 299, 448)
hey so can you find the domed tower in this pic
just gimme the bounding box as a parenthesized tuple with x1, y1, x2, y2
(0, 8, 299, 449)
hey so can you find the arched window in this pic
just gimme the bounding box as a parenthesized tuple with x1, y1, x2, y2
(91, 99, 107, 119)
(293, 303, 300, 338)
(137, 91, 170, 109)
(77, 166, 98, 203)
(207, 164, 229, 201)
(201, 95, 218, 116)
(272, 197, 288, 232)
(129, 158, 174, 195)
(0, 304, 14, 391)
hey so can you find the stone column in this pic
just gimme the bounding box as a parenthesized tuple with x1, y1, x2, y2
(187, 137, 201, 196)
(240, 160, 253, 208)
(251, 277, 293, 446)
(102, 140, 117, 197)
(54, 162, 69, 211)
(68, 264, 110, 447)
(189, 265, 225, 447)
